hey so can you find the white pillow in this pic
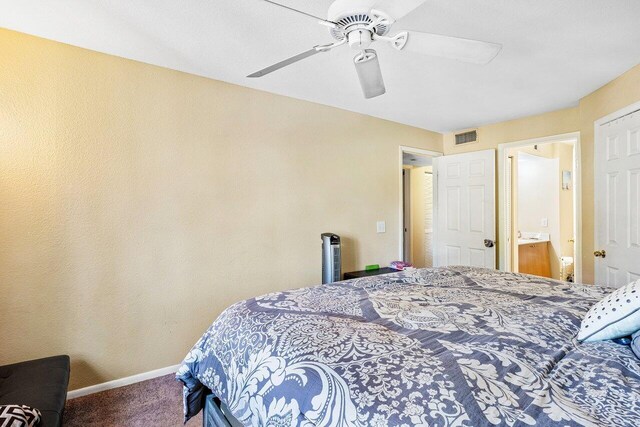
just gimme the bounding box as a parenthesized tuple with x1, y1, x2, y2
(577, 279, 640, 342)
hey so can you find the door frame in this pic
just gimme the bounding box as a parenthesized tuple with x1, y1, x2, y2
(398, 146, 443, 262)
(505, 155, 513, 272)
(402, 168, 411, 262)
(593, 99, 640, 285)
(497, 132, 582, 282)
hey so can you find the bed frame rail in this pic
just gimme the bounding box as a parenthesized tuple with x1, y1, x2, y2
(203, 394, 243, 427)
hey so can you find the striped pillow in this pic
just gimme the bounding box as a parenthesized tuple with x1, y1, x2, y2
(0, 405, 41, 427)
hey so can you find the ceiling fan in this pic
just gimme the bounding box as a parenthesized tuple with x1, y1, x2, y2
(248, 0, 502, 99)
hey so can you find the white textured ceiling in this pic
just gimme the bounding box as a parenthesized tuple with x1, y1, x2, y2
(2, 0, 640, 132)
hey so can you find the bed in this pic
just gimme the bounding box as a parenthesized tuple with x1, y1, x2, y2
(177, 266, 640, 426)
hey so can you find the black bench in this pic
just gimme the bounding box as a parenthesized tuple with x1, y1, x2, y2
(0, 355, 70, 427)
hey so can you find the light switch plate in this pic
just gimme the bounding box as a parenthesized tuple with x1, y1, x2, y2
(376, 221, 386, 233)
(541, 218, 548, 227)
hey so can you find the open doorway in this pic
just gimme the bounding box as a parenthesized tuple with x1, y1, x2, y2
(399, 146, 441, 267)
(498, 133, 581, 282)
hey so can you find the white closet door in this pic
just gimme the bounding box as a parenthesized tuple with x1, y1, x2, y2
(595, 111, 640, 287)
(433, 149, 496, 268)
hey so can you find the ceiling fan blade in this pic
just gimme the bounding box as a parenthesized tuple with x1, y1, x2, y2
(403, 31, 502, 64)
(372, 0, 427, 21)
(248, 48, 322, 78)
(262, 0, 337, 27)
(354, 49, 386, 99)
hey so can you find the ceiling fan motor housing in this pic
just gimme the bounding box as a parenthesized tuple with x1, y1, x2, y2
(348, 29, 372, 49)
(328, 0, 390, 42)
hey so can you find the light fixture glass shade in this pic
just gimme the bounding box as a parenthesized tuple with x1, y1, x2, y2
(354, 49, 386, 99)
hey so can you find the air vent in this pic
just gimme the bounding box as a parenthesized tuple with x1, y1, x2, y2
(455, 130, 478, 145)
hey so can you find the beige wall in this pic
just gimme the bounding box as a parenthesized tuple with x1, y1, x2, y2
(556, 143, 575, 263)
(443, 108, 580, 155)
(444, 63, 640, 284)
(578, 64, 640, 284)
(0, 29, 442, 389)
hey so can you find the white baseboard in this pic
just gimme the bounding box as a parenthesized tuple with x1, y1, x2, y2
(67, 364, 181, 400)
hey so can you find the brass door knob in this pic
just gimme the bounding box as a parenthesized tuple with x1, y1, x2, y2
(594, 250, 606, 258)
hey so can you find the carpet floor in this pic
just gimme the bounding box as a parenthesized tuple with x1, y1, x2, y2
(64, 374, 202, 426)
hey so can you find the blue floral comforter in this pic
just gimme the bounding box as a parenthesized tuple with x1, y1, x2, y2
(177, 267, 640, 426)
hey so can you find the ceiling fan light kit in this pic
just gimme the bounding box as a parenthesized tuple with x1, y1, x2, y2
(249, 0, 503, 99)
(354, 49, 386, 98)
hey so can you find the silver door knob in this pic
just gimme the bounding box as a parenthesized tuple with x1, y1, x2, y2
(484, 239, 495, 248)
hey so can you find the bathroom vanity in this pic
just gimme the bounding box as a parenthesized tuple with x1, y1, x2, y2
(518, 233, 552, 278)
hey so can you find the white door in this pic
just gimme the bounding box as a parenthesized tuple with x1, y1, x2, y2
(433, 149, 496, 268)
(595, 110, 640, 287)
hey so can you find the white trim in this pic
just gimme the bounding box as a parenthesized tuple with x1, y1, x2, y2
(398, 146, 443, 261)
(594, 100, 640, 128)
(593, 99, 640, 285)
(574, 139, 583, 283)
(505, 155, 513, 272)
(67, 364, 180, 399)
(432, 163, 439, 267)
(497, 132, 582, 282)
